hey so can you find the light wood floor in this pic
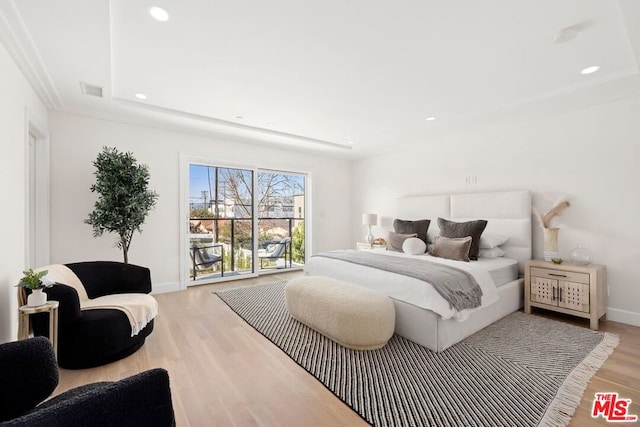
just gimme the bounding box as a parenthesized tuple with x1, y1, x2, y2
(55, 272, 640, 426)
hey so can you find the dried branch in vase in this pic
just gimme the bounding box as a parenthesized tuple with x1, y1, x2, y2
(534, 198, 570, 228)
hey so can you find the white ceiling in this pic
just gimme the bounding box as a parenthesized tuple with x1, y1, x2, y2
(2, 0, 640, 158)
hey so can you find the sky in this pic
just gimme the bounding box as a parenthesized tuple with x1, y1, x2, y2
(189, 164, 304, 203)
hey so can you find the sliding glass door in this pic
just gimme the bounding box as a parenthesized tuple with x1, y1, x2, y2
(188, 164, 255, 284)
(183, 158, 307, 287)
(256, 170, 305, 270)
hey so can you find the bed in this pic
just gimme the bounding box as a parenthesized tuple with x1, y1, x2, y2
(304, 190, 532, 352)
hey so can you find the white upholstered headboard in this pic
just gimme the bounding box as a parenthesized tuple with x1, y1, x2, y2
(398, 190, 532, 273)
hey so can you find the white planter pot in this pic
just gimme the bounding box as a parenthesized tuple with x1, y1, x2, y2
(27, 288, 47, 307)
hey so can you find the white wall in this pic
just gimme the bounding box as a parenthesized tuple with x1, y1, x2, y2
(352, 95, 640, 326)
(48, 112, 351, 290)
(0, 44, 48, 342)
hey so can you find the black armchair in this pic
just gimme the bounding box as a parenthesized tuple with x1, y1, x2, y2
(0, 337, 175, 426)
(31, 261, 155, 369)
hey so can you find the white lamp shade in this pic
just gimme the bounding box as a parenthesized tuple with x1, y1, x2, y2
(362, 213, 378, 226)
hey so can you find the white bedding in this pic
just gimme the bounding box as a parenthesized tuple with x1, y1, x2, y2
(305, 250, 502, 321)
(476, 257, 519, 287)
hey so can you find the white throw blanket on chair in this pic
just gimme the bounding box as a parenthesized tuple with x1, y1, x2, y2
(40, 264, 158, 337)
(81, 293, 158, 336)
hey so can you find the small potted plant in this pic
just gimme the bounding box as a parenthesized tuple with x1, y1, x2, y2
(16, 269, 56, 307)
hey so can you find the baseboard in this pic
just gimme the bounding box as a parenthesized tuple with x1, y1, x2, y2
(606, 307, 640, 327)
(152, 282, 180, 294)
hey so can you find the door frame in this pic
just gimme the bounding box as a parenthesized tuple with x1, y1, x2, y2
(24, 108, 50, 269)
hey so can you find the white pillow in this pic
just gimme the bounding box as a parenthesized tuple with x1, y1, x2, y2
(402, 237, 427, 255)
(479, 234, 509, 249)
(478, 247, 506, 259)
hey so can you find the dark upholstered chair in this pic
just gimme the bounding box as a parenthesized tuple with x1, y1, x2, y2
(30, 261, 155, 369)
(0, 337, 175, 426)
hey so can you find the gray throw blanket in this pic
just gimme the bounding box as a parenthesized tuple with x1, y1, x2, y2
(314, 251, 483, 312)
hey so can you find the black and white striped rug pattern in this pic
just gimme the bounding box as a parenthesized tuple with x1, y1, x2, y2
(215, 282, 614, 427)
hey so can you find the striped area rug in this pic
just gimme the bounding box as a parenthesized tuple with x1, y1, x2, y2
(214, 281, 618, 427)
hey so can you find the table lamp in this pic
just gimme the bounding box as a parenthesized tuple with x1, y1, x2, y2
(362, 213, 378, 243)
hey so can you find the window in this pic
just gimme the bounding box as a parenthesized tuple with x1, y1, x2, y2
(184, 159, 307, 286)
(188, 164, 254, 282)
(257, 170, 305, 270)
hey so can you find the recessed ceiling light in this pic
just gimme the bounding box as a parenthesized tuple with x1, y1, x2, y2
(580, 66, 600, 75)
(149, 6, 169, 22)
(426, 116, 436, 121)
(135, 93, 147, 100)
(235, 116, 243, 120)
(347, 141, 354, 145)
(265, 122, 275, 128)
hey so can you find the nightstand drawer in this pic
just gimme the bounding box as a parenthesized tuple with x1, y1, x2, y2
(530, 267, 590, 284)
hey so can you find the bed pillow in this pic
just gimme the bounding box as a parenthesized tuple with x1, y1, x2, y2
(437, 218, 488, 261)
(393, 219, 430, 244)
(478, 247, 506, 259)
(402, 237, 427, 255)
(388, 231, 417, 251)
(431, 236, 472, 262)
(479, 234, 509, 249)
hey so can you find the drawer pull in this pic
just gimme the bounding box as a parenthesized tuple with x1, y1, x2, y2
(559, 287, 563, 302)
(552, 287, 556, 301)
(549, 273, 567, 278)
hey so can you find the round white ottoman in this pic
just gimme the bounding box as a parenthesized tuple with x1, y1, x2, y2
(285, 276, 395, 350)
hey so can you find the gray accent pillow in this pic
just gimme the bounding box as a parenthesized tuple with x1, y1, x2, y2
(437, 217, 488, 260)
(431, 236, 472, 262)
(388, 231, 417, 251)
(393, 219, 430, 244)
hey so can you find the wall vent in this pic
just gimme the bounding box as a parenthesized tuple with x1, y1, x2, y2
(79, 82, 103, 97)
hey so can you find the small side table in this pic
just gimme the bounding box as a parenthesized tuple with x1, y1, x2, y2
(356, 242, 372, 251)
(18, 301, 59, 358)
(356, 242, 387, 251)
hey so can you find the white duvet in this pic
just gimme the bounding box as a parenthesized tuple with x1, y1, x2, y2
(304, 249, 499, 321)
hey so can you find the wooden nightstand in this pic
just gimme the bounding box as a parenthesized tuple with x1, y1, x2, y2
(524, 259, 607, 330)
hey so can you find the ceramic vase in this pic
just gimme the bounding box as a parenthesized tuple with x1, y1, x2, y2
(543, 227, 560, 261)
(27, 288, 47, 307)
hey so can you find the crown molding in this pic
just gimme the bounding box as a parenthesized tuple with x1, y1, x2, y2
(0, 0, 63, 109)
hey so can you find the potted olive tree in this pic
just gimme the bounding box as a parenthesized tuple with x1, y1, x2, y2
(85, 147, 159, 263)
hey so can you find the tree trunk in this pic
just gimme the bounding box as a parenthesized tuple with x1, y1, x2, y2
(122, 236, 130, 264)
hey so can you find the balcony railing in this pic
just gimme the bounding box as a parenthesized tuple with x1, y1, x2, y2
(189, 216, 303, 281)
